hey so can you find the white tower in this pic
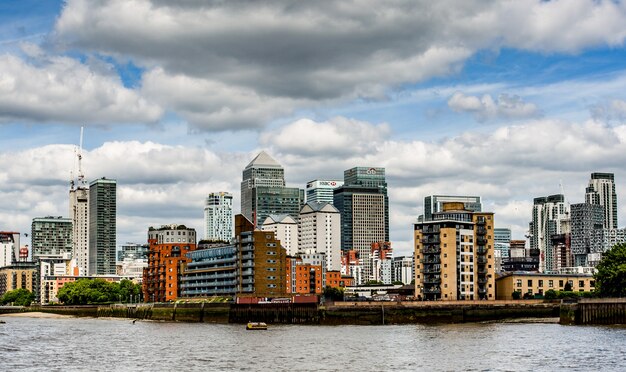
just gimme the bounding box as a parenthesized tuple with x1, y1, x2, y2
(69, 127, 89, 275)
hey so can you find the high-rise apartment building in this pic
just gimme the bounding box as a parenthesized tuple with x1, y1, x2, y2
(585, 172, 618, 229)
(529, 194, 569, 273)
(31, 217, 73, 259)
(305, 180, 343, 204)
(370, 242, 393, 284)
(334, 167, 388, 283)
(261, 214, 298, 256)
(422, 195, 482, 221)
(143, 224, 197, 302)
(494, 227, 511, 259)
(570, 203, 604, 266)
(69, 185, 89, 275)
(392, 256, 414, 285)
(299, 202, 341, 271)
(240, 151, 304, 227)
(414, 202, 496, 301)
(0, 232, 20, 267)
(204, 192, 233, 242)
(88, 178, 117, 275)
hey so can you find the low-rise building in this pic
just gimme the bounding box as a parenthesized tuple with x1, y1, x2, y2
(495, 272, 595, 300)
(0, 262, 37, 297)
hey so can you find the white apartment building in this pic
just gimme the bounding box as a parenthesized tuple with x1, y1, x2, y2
(204, 192, 233, 242)
(298, 202, 341, 271)
(261, 214, 298, 256)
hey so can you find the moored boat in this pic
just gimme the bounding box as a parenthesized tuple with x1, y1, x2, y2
(246, 322, 267, 330)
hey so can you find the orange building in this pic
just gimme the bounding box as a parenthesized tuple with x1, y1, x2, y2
(286, 256, 324, 294)
(325, 270, 353, 288)
(143, 224, 197, 302)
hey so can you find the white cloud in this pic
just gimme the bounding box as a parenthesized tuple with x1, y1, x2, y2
(0, 50, 162, 124)
(448, 92, 539, 122)
(50, 0, 626, 131)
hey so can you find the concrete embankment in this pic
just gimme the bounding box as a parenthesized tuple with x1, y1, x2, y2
(2, 300, 563, 325)
(560, 298, 626, 325)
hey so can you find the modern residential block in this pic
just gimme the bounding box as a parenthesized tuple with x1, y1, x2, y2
(204, 191, 233, 242)
(88, 178, 117, 275)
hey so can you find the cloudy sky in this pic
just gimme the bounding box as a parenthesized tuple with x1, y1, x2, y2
(2, 0, 626, 256)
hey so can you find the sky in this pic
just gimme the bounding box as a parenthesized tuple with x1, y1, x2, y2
(2, 0, 626, 256)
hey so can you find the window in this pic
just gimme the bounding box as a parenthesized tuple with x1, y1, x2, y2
(516, 279, 522, 288)
(559, 280, 564, 288)
(538, 280, 543, 287)
(527, 279, 532, 287)
(579, 280, 584, 288)
(549, 280, 554, 288)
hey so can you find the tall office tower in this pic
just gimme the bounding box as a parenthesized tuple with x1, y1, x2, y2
(414, 202, 496, 301)
(585, 172, 618, 229)
(31, 217, 73, 259)
(69, 126, 89, 275)
(143, 224, 197, 302)
(494, 227, 511, 259)
(240, 151, 304, 227)
(305, 180, 344, 204)
(203, 192, 233, 242)
(570, 203, 604, 267)
(88, 178, 117, 275)
(261, 214, 298, 256)
(334, 167, 388, 283)
(423, 195, 482, 221)
(298, 202, 341, 271)
(529, 194, 569, 273)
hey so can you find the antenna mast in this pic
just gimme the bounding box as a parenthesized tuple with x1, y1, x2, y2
(77, 126, 86, 188)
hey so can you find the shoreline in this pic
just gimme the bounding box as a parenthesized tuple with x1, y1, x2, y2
(0, 311, 74, 319)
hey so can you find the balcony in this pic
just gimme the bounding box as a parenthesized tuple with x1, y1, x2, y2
(422, 247, 441, 255)
(421, 257, 441, 264)
(477, 238, 488, 246)
(422, 237, 440, 244)
(476, 257, 488, 264)
(476, 227, 487, 235)
(423, 265, 441, 274)
(424, 287, 441, 294)
(476, 247, 487, 255)
(477, 277, 488, 284)
(423, 276, 441, 284)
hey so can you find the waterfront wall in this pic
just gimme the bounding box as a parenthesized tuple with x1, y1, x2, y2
(2, 300, 562, 325)
(560, 298, 626, 325)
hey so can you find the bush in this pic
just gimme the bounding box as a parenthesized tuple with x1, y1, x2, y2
(544, 289, 557, 300)
(511, 291, 521, 300)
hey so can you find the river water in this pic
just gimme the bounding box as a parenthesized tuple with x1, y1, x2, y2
(1, 316, 625, 371)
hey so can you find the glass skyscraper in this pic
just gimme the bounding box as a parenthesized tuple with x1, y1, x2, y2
(88, 177, 117, 275)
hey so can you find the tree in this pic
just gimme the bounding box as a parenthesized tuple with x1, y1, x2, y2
(563, 281, 572, 292)
(323, 286, 344, 301)
(511, 291, 521, 300)
(57, 278, 142, 305)
(594, 242, 626, 297)
(1, 288, 35, 306)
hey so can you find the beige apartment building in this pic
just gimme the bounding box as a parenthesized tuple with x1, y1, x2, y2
(414, 202, 496, 301)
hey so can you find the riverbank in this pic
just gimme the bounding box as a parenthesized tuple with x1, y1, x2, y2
(0, 311, 73, 319)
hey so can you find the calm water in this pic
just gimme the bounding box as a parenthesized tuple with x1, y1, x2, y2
(1, 316, 626, 371)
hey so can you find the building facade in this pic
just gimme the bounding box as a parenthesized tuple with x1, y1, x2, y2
(298, 202, 341, 271)
(496, 272, 595, 300)
(261, 214, 298, 256)
(0, 232, 21, 267)
(334, 167, 388, 283)
(305, 179, 343, 205)
(0, 262, 37, 298)
(392, 256, 414, 285)
(31, 217, 73, 259)
(88, 178, 117, 275)
(585, 172, 618, 229)
(529, 194, 569, 273)
(414, 203, 496, 301)
(143, 224, 197, 302)
(240, 151, 304, 227)
(69, 185, 89, 276)
(570, 203, 604, 267)
(203, 191, 233, 242)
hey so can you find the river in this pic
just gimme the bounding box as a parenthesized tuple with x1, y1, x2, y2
(1, 316, 625, 371)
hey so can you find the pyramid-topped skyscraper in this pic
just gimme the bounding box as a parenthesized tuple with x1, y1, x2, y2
(241, 151, 304, 227)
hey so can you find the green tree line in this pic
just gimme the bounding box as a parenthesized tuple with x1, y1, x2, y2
(1, 288, 35, 306)
(57, 278, 141, 305)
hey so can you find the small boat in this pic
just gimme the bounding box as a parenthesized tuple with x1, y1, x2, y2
(246, 322, 267, 330)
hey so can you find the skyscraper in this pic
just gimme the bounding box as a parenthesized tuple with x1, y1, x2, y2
(203, 192, 233, 242)
(305, 180, 343, 204)
(570, 203, 604, 267)
(585, 172, 618, 229)
(423, 195, 482, 221)
(69, 126, 90, 275)
(529, 194, 569, 273)
(240, 151, 304, 227)
(88, 177, 117, 275)
(333, 167, 388, 283)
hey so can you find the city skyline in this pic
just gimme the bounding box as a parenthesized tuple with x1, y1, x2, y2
(3, 1, 626, 256)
